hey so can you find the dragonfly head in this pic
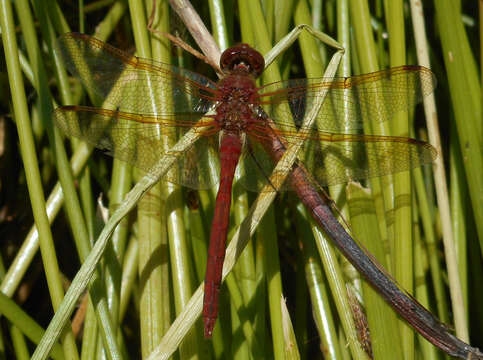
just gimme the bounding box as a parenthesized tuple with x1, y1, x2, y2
(220, 44, 265, 78)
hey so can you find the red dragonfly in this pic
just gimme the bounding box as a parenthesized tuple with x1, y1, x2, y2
(54, 33, 437, 338)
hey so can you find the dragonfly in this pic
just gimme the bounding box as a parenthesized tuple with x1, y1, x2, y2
(54, 33, 438, 339)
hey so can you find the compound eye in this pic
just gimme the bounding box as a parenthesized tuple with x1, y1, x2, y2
(220, 44, 265, 78)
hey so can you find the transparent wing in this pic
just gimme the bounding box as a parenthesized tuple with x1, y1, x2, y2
(256, 66, 436, 133)
(54, 106, 220, 189)
(56, 32, 219, 115)
(237, 127, 437, 191)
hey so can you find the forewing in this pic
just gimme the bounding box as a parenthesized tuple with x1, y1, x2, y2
(54, 106, 219, 189)
(257, 66, 436, 133)
(56, 32, 219, 114)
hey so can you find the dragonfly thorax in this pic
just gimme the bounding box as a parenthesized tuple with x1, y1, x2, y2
(215, 75, 259, 133)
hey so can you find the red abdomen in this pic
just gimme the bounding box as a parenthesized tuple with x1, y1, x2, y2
(203, 132, 242, 337)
